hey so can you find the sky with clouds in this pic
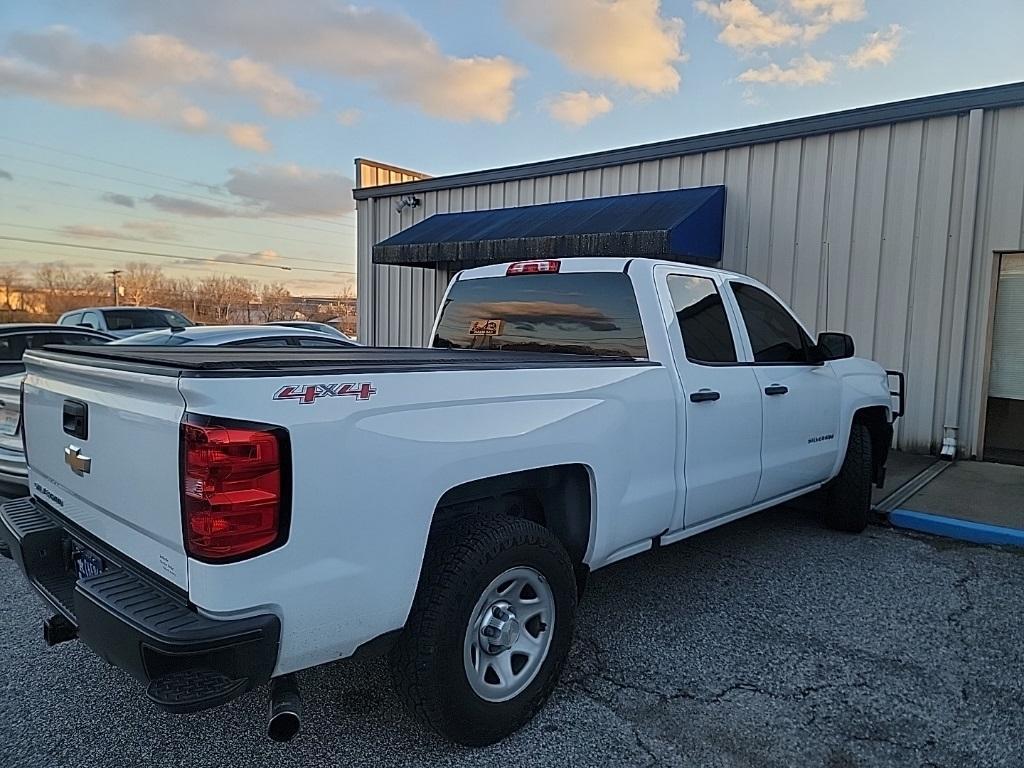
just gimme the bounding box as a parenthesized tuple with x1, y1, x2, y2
(0, 0, 1021, 296)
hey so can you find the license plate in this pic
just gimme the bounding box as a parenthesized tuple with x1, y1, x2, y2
(0, 407, 18, 437)
(72, 545, 105, 580)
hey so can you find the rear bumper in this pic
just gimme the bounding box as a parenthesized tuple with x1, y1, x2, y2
(0, 496, 281, 713)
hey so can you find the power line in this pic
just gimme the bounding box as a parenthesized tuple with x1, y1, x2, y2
(2, 187, 349, 249)
(0, 134, 239, 191)
(0, 222, 357, 270)
(0, 236, 357, 275)
(0, 153, 357, 233)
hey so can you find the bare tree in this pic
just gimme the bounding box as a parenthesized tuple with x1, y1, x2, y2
(120, 262, 166, 307)
(0, 269, 23, 321)
(35, 264, 106, 319)
(195, 275, 256, 323)
(253, 283, 292, 323)
(14, 261, 354, 327)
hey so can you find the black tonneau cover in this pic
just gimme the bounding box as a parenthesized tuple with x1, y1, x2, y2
(28, 345, 653, 377)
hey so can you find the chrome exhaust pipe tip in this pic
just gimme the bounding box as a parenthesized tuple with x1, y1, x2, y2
(267, 674, 302, 742)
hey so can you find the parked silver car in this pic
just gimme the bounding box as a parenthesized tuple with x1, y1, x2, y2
(262, 320, 354, 341)
(57, 306, 194, 338)
(0, 324, 113, 489)
(110, 325, 359, 347)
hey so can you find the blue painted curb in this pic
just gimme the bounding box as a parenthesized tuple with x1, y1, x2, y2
(889, 508, 1024, 548)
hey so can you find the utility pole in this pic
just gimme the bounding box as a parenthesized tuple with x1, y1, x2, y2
(108, 269, 122, 307)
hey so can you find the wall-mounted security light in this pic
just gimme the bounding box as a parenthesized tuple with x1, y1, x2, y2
(393, 195, 421, 214)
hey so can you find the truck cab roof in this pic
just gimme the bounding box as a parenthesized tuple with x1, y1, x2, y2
(456, 257, 745, 281)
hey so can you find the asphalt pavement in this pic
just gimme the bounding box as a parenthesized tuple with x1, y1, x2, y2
(1, 503, 1022, 768)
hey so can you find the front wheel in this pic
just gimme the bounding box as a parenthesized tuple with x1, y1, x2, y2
(821, 423, 873, 533)
(389, 514, 577, 746)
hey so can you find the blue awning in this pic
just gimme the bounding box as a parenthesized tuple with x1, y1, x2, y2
(372, 186, 725, 268)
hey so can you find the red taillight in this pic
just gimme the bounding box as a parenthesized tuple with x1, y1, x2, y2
(506, 260, 561, 275)
(181, 417, 289, 562)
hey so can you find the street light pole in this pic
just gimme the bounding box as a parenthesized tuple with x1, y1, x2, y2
(108, 269, 122, 307)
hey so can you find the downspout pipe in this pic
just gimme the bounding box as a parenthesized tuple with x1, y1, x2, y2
(941, 108, 985, 459)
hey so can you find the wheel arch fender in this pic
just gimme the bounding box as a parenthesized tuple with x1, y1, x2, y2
(829, 364, 894, 480)
(429, 463, 596, 593)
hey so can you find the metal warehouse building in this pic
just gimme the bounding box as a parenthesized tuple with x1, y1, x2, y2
(353, 82, 1024, 461)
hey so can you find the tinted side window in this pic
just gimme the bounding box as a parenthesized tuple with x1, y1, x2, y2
(227, 337, 291, 347)
(666, 275, 737, 364)
(80, 311, 100, 329)
(61, 312, 82, 326)
(61, 333, 108, 346)
(26, 333, 64, 350)
(0, 334, 28, 360)
(295, 337, 350, 347)
(731, 283, 811, 364)
(433, 272, 648, 359)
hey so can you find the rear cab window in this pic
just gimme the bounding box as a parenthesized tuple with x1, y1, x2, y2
(432, 272, 648, 359)
(665, 275, 738, 364)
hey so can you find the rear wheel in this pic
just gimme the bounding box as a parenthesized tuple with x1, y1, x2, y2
(822, 423, 873, 533)
(389, 514, 577, 746)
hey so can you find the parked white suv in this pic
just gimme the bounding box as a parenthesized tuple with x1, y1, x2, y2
(3, 258, 899, 745)
(57, 306, 194, 338)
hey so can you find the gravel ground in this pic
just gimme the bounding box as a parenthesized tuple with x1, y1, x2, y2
(1, 505, 1022, 768)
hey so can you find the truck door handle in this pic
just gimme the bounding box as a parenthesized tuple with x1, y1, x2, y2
(764, 385, 789, 396)
(689, 389, 721, 403)
(63, 400, 89, 439)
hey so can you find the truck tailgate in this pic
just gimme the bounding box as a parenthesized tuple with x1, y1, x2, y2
(22, 353, 188, 589)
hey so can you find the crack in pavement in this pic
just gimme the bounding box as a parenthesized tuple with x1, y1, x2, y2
(946, 555, 979, 627)
(569, 635, 873, 709)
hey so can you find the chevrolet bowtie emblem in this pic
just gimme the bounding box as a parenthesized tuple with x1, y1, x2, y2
(64, 445, 92, 476)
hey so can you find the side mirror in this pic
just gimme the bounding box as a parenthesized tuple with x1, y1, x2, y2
(816, 332, 855, 361)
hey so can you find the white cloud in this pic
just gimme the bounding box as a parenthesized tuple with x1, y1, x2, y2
(225, 123, 271, 153)
(146, 164, 355, 219)
(110, 0, 525, 122)
(101, 193, 136, 208)
(847, 24, 903, 69)
(227, 57, 318, 117)
(697, 0, 865, 49)
(61, 224, 122, 239)
(507, 0, 685, 93)
(147, 195, 234, 218)
(61, 220, 183, 242)
(789, 0, 866, 41)
(788, 0, 865, 24)
(695, 0, 802, 50)
(214, 249, 280, 264)
(0, 27, 308, 150)
(336, 108, 362, 126)
(738, 53, 833, 85)
(547, 90, 613, 126)
(225, 164, 354, 216)
(120, 221, 182, 240)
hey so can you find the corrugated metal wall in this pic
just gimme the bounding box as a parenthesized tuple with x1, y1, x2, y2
(355, 106, 1024, 455)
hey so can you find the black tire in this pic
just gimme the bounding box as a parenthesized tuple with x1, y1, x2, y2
(822, 423, 873, 533)
(389, 514, 577, 746)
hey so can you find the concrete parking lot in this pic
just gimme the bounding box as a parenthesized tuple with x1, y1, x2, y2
(2, 504, 1022, 768)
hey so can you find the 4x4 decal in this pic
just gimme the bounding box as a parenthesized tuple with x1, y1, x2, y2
(273, 383, 376, 405)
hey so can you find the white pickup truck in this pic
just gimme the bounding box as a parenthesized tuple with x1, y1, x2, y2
(1, 257, 899, 746)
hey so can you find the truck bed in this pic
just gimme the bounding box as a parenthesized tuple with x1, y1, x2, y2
(28, 345, 654, 376)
